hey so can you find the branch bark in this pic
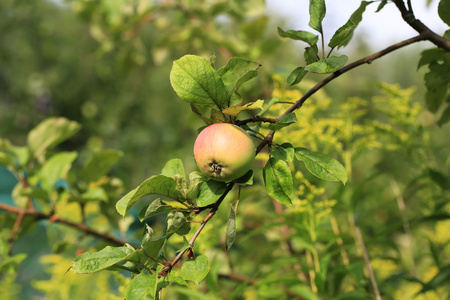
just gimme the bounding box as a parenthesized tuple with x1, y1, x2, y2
(276, 34, 427, 122)
(393, 0, 450, 51)
(0, 203, 127, 248)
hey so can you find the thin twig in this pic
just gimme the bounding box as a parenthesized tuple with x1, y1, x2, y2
(390, 178, 419, 278)
(276, 35, 427, 122)
(354, 226, 382, 300)
(159, 182, 235, 277)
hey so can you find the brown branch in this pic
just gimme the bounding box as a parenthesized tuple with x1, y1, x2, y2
(393, 0, 450, 51)
(159, 182, 235, 277)
(0, 203, 127, 248)
(276, 34, 427, 122)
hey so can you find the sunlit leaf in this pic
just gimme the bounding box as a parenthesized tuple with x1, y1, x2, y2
(39, 152, 78, 192)
(222, 100, 264, 117)
(181, 255, 210, 285)
(116, 175, 184, 217)
(27, 117, 81, 161)
(168, 271, 190, 288)
(305, 55, 348, 74)
(196, 180, 227, 207)
(295, 147, 347, 184)
(287, 67, 308, 86)
(170, 55, 229, 110)
(263, 157, 293, 205)
(72, 246, 136, 273)
(272, 143, 295, 163)
(140, 237, 166, 269)
(217, 57, 261, 95)
(166, 211, 187, 235)
(81, 187, 108, 202)
(161, 158, 186, 179)
(139, 199, 174, 222)
(125, 272, 157, 300)
(80, 149, 123, 182)
(268, 113, 297, 131)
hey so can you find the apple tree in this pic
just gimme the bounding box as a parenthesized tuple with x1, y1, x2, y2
(0, 0, 449, 299)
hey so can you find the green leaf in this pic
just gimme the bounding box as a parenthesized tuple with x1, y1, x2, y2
(81, 187, 108, 202)
(186, 171, 206, 200)
(21, 187, 49, 201)
(80, 149, 123, 182)
(39, 152, 78, 192)
(166, 211, 187, 235)
(418, 265, 450, 294)
(424, 62, 450, 112)
(309, 0, 326, 33)
(125, 272, 157, 300)
(139, 199, 174, 221)
(257, 97, 281, 117)
(222, 100, 264, 117)
(116, 175, 184, 217)
(428, 169, 449, 190)
(272, 143, 295, 163)
(161, 158, 186, 179)
(417, 48, 450, 69)
(438, 103, 450, 127)
(376, 0, 388, 12)
(328, 20, 356, 49)
(263, 157, 293, 205)
(305, 55, 348, 74)
(170, 55, 229, 110)
(233, 170, 254, 186)
(217, 57, 261, 94)
(0, 152, 13, 167)
(140, 237, 166, 268)
(439, 0, 450, 26)
(27, 117, 81, 161)
(295, 147, 347, 184)
(225, 201, 238, 251)
(181, 255, 210, 285)
(141, 224, 153, 248)
(72, 245, 136, 273)
(304, 45, 319, 65)
(268, 113, 297, 131)
(196, 180, 227, 207)
(277, 27, 318, 46)
(287, 67, 308, 86)
(168, 271, 190, 288)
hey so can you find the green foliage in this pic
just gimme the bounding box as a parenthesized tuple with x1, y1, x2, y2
(1, 0, 449, 299)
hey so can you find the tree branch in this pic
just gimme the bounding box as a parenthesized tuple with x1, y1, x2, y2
(0, 203, 127, 248)
(276, 34, 427, 122)
(159, 182, 235, 277)
(392, 0, 450, 51)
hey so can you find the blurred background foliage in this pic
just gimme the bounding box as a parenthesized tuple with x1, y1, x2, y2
(0, 0, 449, 299)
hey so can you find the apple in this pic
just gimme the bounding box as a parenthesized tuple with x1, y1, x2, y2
(193, 123, 255, 182)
